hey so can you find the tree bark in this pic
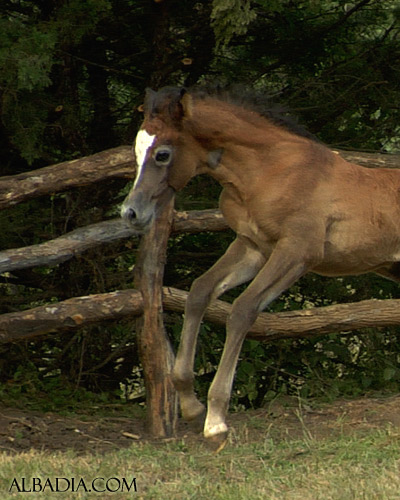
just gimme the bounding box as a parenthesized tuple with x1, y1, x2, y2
(0, 146, 134, 209)
(164, 289, 400, 341)
(0, 209, 228, 273)
(0, 219, 136, 273)
(334, 150, 400, 169)
(2, 286, 400, 346)
(133, 190, 178, 438)
(0, 289, 144, 343)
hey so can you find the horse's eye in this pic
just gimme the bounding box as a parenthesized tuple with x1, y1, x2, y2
(155, 150, 171, 165)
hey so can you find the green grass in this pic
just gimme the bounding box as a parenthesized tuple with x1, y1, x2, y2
(1, 422, 400, 499)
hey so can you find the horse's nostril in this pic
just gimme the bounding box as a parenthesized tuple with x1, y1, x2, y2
(127, 207, 137, 220)
(122, 205, 137, 221)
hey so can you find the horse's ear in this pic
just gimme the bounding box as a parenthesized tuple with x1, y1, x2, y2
(180, 91, 193, 119)
(166, 88, 190, 124)
(143, 88, 157, 114)
(143, 87, 191, 122)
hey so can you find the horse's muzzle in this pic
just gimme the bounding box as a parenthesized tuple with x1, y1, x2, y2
(121, 185, 175, 233)
(120, 197, 155, 233)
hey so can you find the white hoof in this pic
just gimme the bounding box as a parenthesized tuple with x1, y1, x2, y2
(204, 422, 228, 439)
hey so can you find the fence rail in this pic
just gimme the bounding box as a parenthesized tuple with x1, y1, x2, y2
(0, 210, 227, 273)
(2, 285, 400, 345)
(0, 146, 133, 209)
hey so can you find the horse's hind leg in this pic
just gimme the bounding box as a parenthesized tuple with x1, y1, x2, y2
(172, 237, 265, 428)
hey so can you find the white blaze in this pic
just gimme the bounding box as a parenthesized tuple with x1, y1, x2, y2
(134, 129, 156, 187)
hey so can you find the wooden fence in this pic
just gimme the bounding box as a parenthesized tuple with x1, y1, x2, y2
(1, 146, 400, 437)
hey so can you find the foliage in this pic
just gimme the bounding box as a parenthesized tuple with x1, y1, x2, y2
(1, 0, 400, 411)
(1, 0, 399, 167)
(0, 361, 116, 414)
(0, 0, 112, 163)
(211, 0, 257, 47)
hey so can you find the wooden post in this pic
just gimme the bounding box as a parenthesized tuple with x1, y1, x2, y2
(133, 190, 178, 437)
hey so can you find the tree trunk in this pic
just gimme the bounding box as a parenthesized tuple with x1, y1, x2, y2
(133, 189, 178, 438)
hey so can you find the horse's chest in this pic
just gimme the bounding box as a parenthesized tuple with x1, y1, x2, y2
(223, 208, 276, 251)
(219, 189, 280, 250)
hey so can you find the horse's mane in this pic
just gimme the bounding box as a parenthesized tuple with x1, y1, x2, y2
(147, 85, 317, 142)
(189, 85, 317, 141)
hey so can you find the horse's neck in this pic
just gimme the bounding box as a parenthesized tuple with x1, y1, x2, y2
(190, 100, 310, 197)
(191, 100, 285, 148)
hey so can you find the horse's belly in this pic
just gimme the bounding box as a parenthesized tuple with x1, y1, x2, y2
(313, 228, 400, 276)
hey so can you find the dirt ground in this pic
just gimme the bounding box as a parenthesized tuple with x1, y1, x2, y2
(1, 394, 400, 455)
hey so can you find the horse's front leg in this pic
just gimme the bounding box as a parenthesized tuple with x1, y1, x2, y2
(204, 243, 312, 446)
(172, 237, 265, 427)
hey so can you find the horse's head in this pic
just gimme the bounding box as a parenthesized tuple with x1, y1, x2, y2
(121, 87, 219, 232)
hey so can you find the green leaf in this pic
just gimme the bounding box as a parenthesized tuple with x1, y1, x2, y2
(211, 0, 257, 47)
(383, 367, 397, 381)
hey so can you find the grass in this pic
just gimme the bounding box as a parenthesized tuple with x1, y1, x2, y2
(1, 415, 400, 499)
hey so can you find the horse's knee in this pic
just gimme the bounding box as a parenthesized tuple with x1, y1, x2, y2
(227, 296, 258, 335)
(185, 275, 213, 313)
(171, 362, 193, 392)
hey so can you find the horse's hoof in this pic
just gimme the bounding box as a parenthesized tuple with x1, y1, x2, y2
(205, 431, 229, 453)
(204, 421, 229, 452)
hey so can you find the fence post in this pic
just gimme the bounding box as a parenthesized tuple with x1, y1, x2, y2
(133, 190, 178, 437)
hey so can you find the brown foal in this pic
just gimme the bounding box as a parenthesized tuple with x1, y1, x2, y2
(121, 86, 400, 446)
